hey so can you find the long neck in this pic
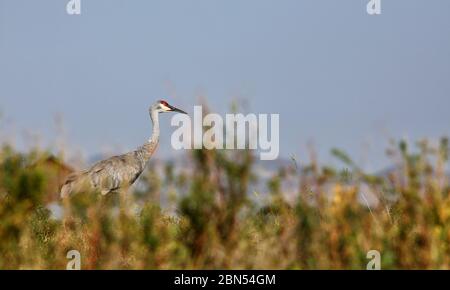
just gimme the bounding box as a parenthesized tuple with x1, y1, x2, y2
(136, 109, 160, 164)
(149, 109, 160, 144)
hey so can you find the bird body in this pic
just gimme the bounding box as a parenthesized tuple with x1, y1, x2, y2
(60, 100, 186, 198)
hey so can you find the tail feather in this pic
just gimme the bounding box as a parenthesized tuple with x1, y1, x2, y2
(60, 171, 90, 198)
(60, 183, 72, 199)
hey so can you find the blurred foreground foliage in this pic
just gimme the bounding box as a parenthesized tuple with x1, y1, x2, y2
(0, 138, 449, 269)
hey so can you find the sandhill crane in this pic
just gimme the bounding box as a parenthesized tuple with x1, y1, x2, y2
(60, 100, 187, 198)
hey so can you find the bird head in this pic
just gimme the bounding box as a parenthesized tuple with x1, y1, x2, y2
(152, 100, 187, 114)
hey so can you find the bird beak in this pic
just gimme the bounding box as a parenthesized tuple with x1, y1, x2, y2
(168, 104, 187, 114)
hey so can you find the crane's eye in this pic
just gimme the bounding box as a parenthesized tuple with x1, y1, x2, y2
(160, 100, 168, 106)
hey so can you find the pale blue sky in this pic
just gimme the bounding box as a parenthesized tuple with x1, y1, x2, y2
(1, 0, 449, 171)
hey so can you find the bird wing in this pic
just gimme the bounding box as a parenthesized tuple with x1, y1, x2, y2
(87, 159, 120, 194)
(60, 170, 90, 198)
(61, 152, 145, 197)
(88, 154, 141, 194)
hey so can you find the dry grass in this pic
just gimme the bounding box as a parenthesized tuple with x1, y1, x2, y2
(0, 137, 449, 269)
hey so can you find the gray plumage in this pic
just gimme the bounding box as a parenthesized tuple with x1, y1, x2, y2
(60, 100, 186, 198)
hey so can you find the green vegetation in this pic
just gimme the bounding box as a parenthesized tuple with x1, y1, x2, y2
(0, 138, 449, 269)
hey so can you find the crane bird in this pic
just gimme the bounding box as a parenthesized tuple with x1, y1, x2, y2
(60, 100, 187, 198)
